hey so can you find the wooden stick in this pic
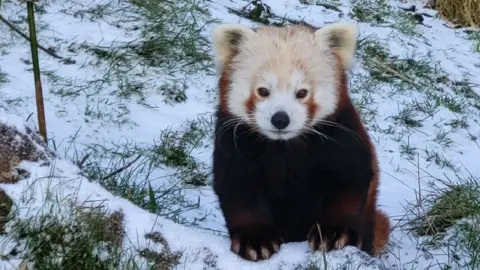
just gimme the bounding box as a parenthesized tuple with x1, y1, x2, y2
(27, 0, 47, 142)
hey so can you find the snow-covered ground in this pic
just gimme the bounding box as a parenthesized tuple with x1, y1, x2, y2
(0, 0, 479, 269)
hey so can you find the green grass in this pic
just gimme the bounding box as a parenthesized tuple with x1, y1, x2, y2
(229, 0, 274, 25)
(2, 202, 185, 269)
(466, 30, 480, 54)
(403, 173, 480, 270)
(0, 189, 13, 233)
(0, 68, 8, 87)
(357, 38, 440, 93)
(151, 118, 212, 186)
(349, 0, 420, 36)
(69, 115, 213, 225)
(3, 202, 142, 269)
(298, 0, 342, 13)
(227, 0, 312, 27)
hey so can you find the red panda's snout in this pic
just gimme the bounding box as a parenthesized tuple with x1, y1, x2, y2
(249, 89, 311, 140)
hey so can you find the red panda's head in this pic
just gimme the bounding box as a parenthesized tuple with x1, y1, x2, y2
(212, 22, 359, 141)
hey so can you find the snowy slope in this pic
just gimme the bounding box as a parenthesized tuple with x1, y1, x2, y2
(0, 104, 387, 269)
(1, 0, 480, 269)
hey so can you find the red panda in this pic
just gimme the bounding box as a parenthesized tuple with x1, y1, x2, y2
(211, 22, 390, 262)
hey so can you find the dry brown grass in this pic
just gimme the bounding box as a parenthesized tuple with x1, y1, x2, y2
(0, 123, 53, 183)
(140, 231, 183, 270)
(0, 189, 13, 233)
(434, 0, 480, 27)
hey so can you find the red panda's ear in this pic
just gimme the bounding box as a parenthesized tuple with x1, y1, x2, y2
(211, 24, 256, 74)
(314, 22, 359, 70)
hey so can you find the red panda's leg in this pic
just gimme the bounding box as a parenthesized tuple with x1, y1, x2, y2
(307, 188, 367, 252)
(223, 208, 283, 261)
(213, 172, 283, 261)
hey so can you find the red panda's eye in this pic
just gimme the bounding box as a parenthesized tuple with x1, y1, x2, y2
(296, 89, 308, 99)
(257, 87, 270, 97)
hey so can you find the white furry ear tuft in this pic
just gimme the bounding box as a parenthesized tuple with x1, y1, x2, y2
(211, 24, 256, 74)
(315, 22, 359, 70)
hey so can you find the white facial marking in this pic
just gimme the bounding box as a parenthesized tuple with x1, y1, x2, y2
(254, 71, 308, 140)
(224, 25, 344, 141)
(290, 70, 306, 90)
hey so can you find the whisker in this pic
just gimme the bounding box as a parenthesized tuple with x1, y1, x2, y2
(317, 120, 366, 146)
(303, 124, 342, 146)
(232, 120, 243, 155)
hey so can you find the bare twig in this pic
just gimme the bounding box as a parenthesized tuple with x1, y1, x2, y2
(416, 152, 423, 211)
(369, 58, 421, 87)
(0, 14, 64, 59)
(27, 1, 47, 142)
(314, 2, 342, 13)
(102, 155, 142, 180)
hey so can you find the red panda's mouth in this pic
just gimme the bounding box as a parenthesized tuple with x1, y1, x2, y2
(270, 130, 289, 135)
(261, 128, 301, 140)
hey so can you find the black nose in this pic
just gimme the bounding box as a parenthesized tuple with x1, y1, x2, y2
(270, 111, 290, 129)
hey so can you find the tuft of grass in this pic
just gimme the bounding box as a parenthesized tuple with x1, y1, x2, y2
(358, 39, 440, 94)
(349, 0, 419, 36)
(399, 138, 418, 160)
(402, 170, 480, 270)
(151, 117, 212, 186)
(201, 247, 220, 270)
(451, 80, 480, 110)
(139, 232, 183, 270)
(0, 189, 13, 233)
(411, 184, 480, 237)
(424, 149, 459, 172)
(466, 31, 480, 53)
(157, 81, 188, 105)
(391, 107, 423, 128)
(236, 0, 273, 25)
(350, 0, 391, 24)
(298, 0, 342, 12)
(4, 205, 143, 269)
(0, 67, 8, 86)
(0, 123, 52, 183)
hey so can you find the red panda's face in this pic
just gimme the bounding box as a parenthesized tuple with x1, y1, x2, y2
(213, 23, 358, 141)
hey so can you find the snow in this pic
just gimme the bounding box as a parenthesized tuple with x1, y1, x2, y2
(0, 0, 480, 269)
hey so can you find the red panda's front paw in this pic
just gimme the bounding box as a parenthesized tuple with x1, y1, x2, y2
(229, 225, 283, 261)
(307, 223, 353, 252)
